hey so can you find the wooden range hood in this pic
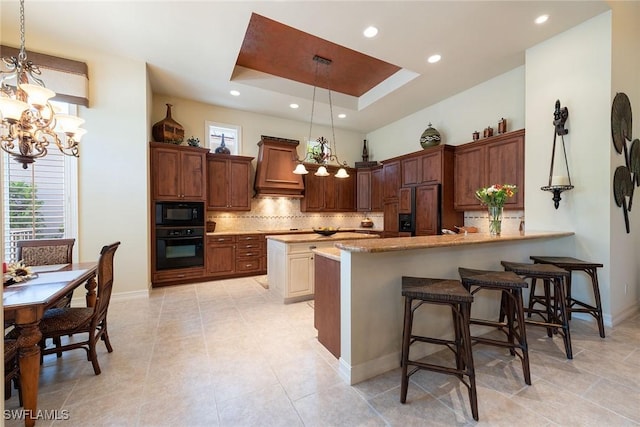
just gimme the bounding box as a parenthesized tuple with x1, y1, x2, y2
(253, 135, 305, 198)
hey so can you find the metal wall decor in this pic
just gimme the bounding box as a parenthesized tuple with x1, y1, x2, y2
(611, 92, 639, 233)
(541, 100, 574, 209)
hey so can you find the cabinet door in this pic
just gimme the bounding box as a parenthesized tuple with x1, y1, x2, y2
(153, 148, 181, 199)
(180, 151, 206, 200)
(288, 253, 314, 296)
(415, 184, 440, 236)
(371, 167, 384, 211)
(206, 244, 236, 275)
(420, 151, 442, 184)
(229, 159, 251, 210)
(302, 172, 325, 211)
(207, 157, 229, 209)
(383, 200, 399, 237)
(401, 157, 420, 187)
(399, 187, 412, 214)
(335, 173, 355, 211)
(486, 135, 524, 209)
(383, 161, 401, 200)
(357, 169, 372, 211)
(454, 145, 485, 210)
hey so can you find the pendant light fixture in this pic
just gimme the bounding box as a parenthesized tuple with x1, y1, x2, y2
(293, 55, 350, 178)
(0, 0, 86, 169)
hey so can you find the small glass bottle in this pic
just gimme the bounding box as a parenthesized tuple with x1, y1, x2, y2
(362, 139, 369, 162)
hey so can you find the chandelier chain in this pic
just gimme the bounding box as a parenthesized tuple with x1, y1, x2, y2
(18, 0, 26, 62)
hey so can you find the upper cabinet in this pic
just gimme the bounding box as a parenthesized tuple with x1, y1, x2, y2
(253, 136, 305, 198)
(150, 142, 207, 201)
(356, 165, 383, 212)
(300, 164, 356, 212)
(454, 129, 525, 211)
(207, 154, 254, 211)
(382, 160, 401, 200)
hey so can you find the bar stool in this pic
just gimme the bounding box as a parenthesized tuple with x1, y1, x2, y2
(457, 268, 531, 385)
(501, 261, 573, 359)
(530, 256, 605, 338)
(400, 276, 478, 421)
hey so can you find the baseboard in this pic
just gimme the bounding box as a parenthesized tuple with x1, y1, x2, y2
(71, 289, 149, 306)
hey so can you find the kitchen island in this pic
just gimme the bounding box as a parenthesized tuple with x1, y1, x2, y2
(266, 232, 379, 303)
(313, 230, 574, 385)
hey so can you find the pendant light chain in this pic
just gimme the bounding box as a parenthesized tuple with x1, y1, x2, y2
(18, 0, 26, 62)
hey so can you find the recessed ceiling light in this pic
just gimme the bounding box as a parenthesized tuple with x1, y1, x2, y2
(338, 113, 346, 119)
(535, 14, 549, 24)
(290, 103, 299, 109)
(363, 26, 378, 38)
(427, 54, 441, 64)
(230, 90, 240, 96)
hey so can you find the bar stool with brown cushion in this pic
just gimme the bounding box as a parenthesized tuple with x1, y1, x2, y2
(401, 276, 478, 421)
(501, 261, 573, 359)
(458, 267, 531, 385)
(39, 242, 120, 375)
(530, 256, 605, 338)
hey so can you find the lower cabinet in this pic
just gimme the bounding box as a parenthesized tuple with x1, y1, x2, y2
(267, 239, 337, 303)
(205, 233, 266, 279)
(314, 254, 341, 358)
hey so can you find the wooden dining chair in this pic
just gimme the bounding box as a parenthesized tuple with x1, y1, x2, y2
(4, 339, 22, 406)
(39, 241, 120, 375)
(17, 238, 76, 309)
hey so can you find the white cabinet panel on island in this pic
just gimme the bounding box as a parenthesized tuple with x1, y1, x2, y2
(266, 232, 379, 304)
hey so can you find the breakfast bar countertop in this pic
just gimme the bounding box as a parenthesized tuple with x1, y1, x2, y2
(266, 232, 379, 244)
(335, 231, 574, 253)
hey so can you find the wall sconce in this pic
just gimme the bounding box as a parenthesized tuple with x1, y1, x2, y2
(541, 100, 574, 209)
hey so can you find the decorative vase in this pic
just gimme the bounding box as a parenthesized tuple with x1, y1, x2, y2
(362, 139, 369, 162)
(420, 123, 441, 149)
(488, 205, 503, 236)
(214, 133, 231, 154)
(152, 104, 185, 144)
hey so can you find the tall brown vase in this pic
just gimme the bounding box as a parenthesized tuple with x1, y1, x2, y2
(152, 104, 185, 143)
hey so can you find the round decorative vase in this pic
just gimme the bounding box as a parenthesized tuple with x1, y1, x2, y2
(488, 206, 503, 236)
(420, 123, 441, 149)
(214, 134, 231, 154)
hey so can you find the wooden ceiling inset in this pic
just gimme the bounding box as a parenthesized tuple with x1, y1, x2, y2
(236, 13, 401, 97)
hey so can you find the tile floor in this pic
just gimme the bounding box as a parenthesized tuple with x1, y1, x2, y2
(4, 276, 640, 426)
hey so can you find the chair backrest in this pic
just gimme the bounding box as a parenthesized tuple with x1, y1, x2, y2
(93, 242, 121, 325)
(17, 238, 75, 266)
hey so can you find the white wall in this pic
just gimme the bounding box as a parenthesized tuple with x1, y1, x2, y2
(1, 32, 152, 298)
(365, 66, 525, 160)
(152, 95, 366, 168)
(610, 2, 640, 320)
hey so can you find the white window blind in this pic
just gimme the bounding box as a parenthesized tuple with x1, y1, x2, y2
(2, 102, 78, 262)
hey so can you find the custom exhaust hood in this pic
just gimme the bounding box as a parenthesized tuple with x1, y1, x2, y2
(253, 135, 305, 198)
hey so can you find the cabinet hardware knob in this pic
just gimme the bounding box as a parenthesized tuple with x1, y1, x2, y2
(309, 245, 317, 249)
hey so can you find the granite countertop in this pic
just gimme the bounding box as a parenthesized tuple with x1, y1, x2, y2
(266, 232, 380, 243)
(207, 228, 383, 236)
(335, 231, 574, 253)
(312, 247, 341, 261)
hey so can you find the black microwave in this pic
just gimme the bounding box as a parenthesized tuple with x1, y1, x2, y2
(155, 202, 205, 227)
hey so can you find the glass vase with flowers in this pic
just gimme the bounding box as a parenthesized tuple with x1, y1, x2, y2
(475, 184, 517, 235)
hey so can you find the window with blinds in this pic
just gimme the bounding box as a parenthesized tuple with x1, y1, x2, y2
(2, 101, 78, 262)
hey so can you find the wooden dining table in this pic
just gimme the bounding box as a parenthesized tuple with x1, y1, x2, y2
(3, 262, 98, 427)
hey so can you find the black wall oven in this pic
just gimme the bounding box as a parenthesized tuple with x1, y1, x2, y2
(155, 201, 205, 270)
(156, 227, 205, 270)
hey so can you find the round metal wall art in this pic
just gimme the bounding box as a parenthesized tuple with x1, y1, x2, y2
(611, 93, 632, 155)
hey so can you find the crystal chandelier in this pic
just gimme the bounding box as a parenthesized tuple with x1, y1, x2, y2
(293, 55, 350, 178)
(0, 0, 86, 169)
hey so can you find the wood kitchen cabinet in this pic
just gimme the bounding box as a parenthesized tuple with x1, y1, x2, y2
(415, 184, 440, 236)
(357, 165, 383, 212)
(454, 129, 525, 210)
(235, 234, 265, 275)
(150, 142, 207, 201)
(382, 160, 401, 200)
(206, 235, 236, 276)
(207, 154, 254, 211)
(314, 254, 341, 358)
(383, 199, 399, 238)
(300, 164, 356, 212)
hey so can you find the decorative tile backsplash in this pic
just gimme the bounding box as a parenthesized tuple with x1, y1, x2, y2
(208, 198, 523, 234)
(207, 198, 383, 231)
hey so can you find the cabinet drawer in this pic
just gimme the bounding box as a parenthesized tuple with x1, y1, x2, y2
(207, 235, 235, 245)
(154, 267, 204, 282)
(237, 234, 262, 242)
(236, 259, 261, 272)
(237, 248, 263, 258)
(237, 241, 262, 250)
